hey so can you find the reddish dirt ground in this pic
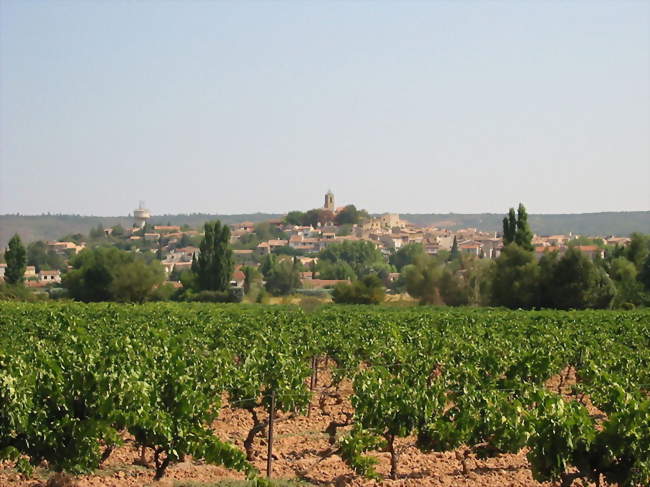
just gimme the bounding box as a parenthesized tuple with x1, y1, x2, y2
(0, 367, 609, 487)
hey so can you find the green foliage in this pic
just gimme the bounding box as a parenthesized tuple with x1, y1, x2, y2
(63, 247, 165, 302)
(639, 254, 650, 291)
(338, 427, 385, 479)
(502, 207, 517, 245)
(502, 204, 533, 250)
(284, 211, 306, 226)
(610, 257, 646, 308)
(4, 234, 27, 285)
(26, 241, 65, 272)
(491, 244, 539, 309)
(264, 258, 301, 296)
(449, 236, 459, 261)
(316, 260, 356, 280)
(332, 275, 385, 304)
(0, 304, 649, 486)
(550, 247, 616, 309)
(242, 266, 262, 294)
(388, 243, 425, 272)
(438, 269, 469, 306)
(334, 205, 365, 225)
(515, 203, 534, 250)
(404, 256, 443, 305)
(626, 233, 649, 270)
(318, 241, 389, 279)
(193, 221, 234, 292)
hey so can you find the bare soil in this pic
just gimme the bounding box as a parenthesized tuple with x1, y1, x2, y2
(0, 367, 608, 487)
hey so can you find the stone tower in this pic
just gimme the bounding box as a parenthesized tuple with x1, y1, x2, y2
(324, 190, 335, 211)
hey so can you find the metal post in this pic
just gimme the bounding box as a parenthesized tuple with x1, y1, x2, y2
(266, 390, 276, 478)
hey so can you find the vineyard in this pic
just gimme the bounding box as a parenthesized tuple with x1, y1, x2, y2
(0, 303, 648, 486)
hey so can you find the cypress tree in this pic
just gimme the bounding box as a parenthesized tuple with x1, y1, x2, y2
(450, 236, 460, 261)
(194, 221, 234, 291)
(514, 203, 534, 251)
(502, 208, 517, 245)
(4, 234, 27, 285)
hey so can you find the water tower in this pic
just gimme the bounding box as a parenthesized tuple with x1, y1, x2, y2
(133, 201, 151, 228)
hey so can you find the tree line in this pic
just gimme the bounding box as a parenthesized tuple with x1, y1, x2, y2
(3, 205, 650, 308)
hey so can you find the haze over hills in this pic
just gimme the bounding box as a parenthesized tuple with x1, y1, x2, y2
(1, 211, 648, 248)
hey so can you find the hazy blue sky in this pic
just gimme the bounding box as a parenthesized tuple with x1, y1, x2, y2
(1, 1, 648, 216)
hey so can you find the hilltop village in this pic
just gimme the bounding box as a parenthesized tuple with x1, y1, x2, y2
(2, 191, 642, 308)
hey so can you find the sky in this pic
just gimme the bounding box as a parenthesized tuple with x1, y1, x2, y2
(1, 1, 648, 216)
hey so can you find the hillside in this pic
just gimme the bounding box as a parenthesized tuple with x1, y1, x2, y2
(1, 211, 648, 247)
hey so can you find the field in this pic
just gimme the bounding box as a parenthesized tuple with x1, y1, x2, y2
(0, 303, 648, 486)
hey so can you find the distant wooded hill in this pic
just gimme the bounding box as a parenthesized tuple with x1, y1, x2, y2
(1, 211, 648, 248)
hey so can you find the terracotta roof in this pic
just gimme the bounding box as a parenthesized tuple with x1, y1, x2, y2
(302, 279, 351, 288)
(535, 246, 560, 253)
(576, 245, 600, 252)
(39, 270, 60, 275)
(26, 281, 48, 288)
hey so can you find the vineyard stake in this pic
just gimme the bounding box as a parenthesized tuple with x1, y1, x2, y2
(266, 390, 276, 478)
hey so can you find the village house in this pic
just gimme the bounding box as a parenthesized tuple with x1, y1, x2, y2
(459, 241, 482, 257)
(47, 241, 85, 255)
(574, 245, 605, 260)
(38, 269, 61, 283)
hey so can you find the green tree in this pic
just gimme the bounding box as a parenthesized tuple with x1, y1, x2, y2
(550, 247, 615, 309)
(491, 244, 539, 309)
(110, 258, 166, 303)
(332, 274, 385, 304)
(4, 234, 27, 285)
(264, 258, 301, 295)
(26, 241, 64, 272)
(404, 255, 443, 305)
(192, 221, 234, 292)
(537, 250, 560, 308)
(303, 208, 334, 227)
(318, 240, 390, 278)
(610, 257, 645, 308)
(253, 221, 286, 241)
(449, 236, 460, 261)
(514, 203, 534, 250)
(63, 247, 164, 302)
(335, 205, 361, 225)
(111, 224, 125, 237)
(317, 260, 357, 280)
(389, 243, 426, 271)
(89, 224, 105, 240)
(502, 204, 533, 250)
(285, 210, 307, 226)
(626, 233, 649, 270)
(241, 265, 262, 294)
(502, 208, 517, 245)
(259, 253, 277, 279)
(438, 269, 469, 306)
(639, 254, 650, 291)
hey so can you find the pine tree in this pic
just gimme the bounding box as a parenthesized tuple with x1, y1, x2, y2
(4, 234, 27, 285)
